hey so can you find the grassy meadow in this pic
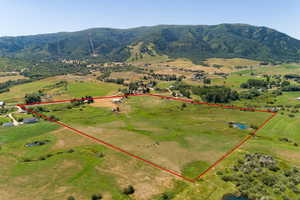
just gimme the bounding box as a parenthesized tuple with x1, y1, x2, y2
(1, 61, 300, 200)
(38, 95, 272, 179)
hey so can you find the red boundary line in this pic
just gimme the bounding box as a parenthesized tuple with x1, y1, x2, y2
(17, 93, 276, 183)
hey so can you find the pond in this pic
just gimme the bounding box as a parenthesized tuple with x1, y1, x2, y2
(25, 140, 50, 147)
(222, 194, 250, 200)
(232, 123, 249, 130)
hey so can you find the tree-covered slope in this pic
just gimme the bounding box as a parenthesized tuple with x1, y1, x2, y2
(0, 24, 300, 63)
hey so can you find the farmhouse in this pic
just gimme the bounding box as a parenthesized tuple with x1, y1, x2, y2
(23, 117, 39, 124)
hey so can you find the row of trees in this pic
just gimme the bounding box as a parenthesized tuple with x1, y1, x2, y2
(0, 79, 33, 94)
(147, 73, 184, 81)
(70, 96, 94, 106)
(192, 86, 239, 103)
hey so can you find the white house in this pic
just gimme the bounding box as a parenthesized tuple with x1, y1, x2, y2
(112, 98, 122, 104)
(0, 101, 5, 108)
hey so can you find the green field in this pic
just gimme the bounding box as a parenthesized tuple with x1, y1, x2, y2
(1, 62, 300, 200)
(37, 95, 272, 180)
(0, 116, 10, 125)
(0, 76, 122, 104)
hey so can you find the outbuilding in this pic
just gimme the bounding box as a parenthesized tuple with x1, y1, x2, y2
(112, 98, 122, 104)
(2, 122, 14, 127)
(23, 118, 39, 124)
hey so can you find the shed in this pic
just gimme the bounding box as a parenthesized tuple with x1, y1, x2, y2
(0, 101, 5, 107)
(23, 118, 39, 124)
(2, 122, 14, 127)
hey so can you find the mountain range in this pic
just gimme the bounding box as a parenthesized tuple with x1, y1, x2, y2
(0, 23, 300, 63)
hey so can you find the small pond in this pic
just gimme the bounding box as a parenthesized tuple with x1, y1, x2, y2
(25, 140, 50, 147)
(232, 123, 249, 130)
(222, 194, 250, 200)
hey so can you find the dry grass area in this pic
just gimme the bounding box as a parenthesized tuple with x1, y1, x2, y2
(51, 74, 100, 83)
(0, 75, 28, 83)
(50, 127, 95, 150)
(98, 153, 175, 200)
(204, 58, 260, 69)
(160, 58, 221, 73)
(71, 121, 219, 174)
(110, 71, 144, 82)
(50, 125, 176, 200)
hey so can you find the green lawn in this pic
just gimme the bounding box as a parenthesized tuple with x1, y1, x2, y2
(0, 122, 59, 143)
(0, 116, 10, 125)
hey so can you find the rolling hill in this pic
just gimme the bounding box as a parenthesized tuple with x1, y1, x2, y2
(0, 24, 300, 63)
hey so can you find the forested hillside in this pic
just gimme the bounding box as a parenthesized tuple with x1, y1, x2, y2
(0, 24, 300, 63)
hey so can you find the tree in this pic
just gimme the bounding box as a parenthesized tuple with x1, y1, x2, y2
(203, 78, 211, 84)
(25, 93, 42, 104)
(123, 185, 135, 195)
(67, 196, 76, 200)
(91, 194, 102, 200)
(179, 88, 191, 98)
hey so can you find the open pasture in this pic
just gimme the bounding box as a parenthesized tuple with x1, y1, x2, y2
(27, 94, 273, 180)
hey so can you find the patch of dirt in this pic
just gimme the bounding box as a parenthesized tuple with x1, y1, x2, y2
(90, 99, 117, 109)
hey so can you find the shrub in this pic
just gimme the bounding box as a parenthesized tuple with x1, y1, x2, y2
(160, 193, 171, 200)
(91, 194, 102, 200)
(22, 158, 32, 162)
(123, 185, 135, 195)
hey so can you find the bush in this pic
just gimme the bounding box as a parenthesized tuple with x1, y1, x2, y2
(91, 194, 102, 200)
(25, 93, 42, 104)
(67, 196, 76, 200)
(123, 185, 135, 195)
(160, 193, 171, 200)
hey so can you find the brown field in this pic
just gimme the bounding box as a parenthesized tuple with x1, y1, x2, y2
(110, 71, 144, 82)
(161, 58, 222, 73)
(204, 58, 260, 69)
(0, 75, 28, 83)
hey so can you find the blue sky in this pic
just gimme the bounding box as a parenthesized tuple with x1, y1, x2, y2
(1, 0, 299, 39)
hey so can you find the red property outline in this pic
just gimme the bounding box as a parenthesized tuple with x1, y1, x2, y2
(17, 93, 277, 183)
